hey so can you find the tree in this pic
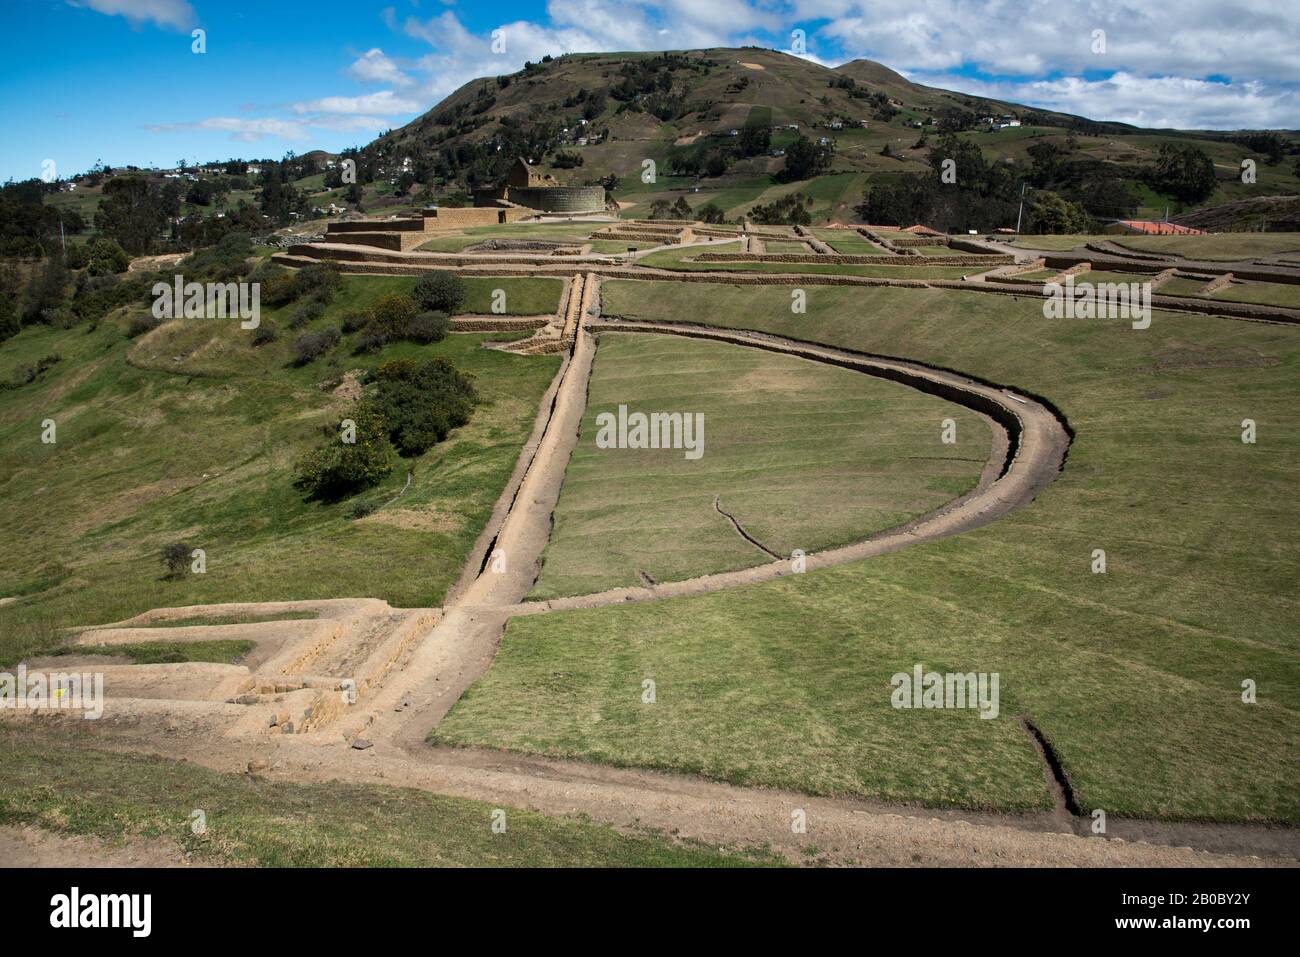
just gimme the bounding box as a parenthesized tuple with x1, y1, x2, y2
(779, 135, 833, 182)
(696, 202, 725, 224)
(738, 124, 770, 158)
(94, 176, 167, 254)
(411, 272, 465, 314)
(294, 405, 395, 500)
(86, 238, 130, 276)
(160, 542, 192, 579)
(369, 358, 478, 456)
(1149, 143, 1217, 204)
(369, 292, 419, 338)
(1027, 190, 1092, 234)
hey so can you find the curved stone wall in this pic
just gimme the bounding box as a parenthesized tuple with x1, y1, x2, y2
(510, 185, 606, 214)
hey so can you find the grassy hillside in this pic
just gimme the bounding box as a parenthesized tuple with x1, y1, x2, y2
(435, 281, 1300, 822)
(366, 47, 1299, 227)
(0, 275, 560, 665)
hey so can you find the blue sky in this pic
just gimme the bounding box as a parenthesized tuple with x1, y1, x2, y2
(2, 0, 1297, 182)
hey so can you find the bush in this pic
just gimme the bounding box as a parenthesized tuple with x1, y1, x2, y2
(251, 322, 278, 347)
(369, 292, 418, 338)
(260, 272, 299, 306)
(293, 405, 394, 500)
(160, 542, 191, 579)
(340, 309, 369, 333)
(411, 272, 465, 314)
(407, 310, 450, 344)
(293, 327, 341, 365)
(294, 262, 342, 303)
(349, 500, 377, 520)
(371, 356, 478, 456)
(127, 313, 163, 337)
(86, 238, 131, 276)
(354, 328, 389, 354)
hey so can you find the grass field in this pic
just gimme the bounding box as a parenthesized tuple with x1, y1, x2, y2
(530, 334, 991, 599)
(1211, 280, 1300, 310)
(436, 280, 1300, 822)
(638, 246, 972, 278)
(1115, 233, 1300, 261)
(0, 276, 560, 666)
(0, 733, 772, 867)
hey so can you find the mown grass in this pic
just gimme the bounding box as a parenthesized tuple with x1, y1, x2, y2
(0, 275, 560, 666)
(306, 274, 563, 315)
(531, 333, 990, 598)
(637, 246, 972, 278)
(436, 280, 1300, 822)
(0, 733, 776, 867)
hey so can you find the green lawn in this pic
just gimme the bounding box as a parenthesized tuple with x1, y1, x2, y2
(531, 334, 991, 599)
(0, 733, 774, 867)
(638, 246, 971, 278)
(1113, 233, 1300, 261)
(1211, 280, 1300, 310)
(0, 276, 560, 666)
(437, 280, 1300, 822)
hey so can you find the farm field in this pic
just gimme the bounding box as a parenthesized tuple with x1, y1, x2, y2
(435, 280, 1300, 822)
(530, 333, 991, 599)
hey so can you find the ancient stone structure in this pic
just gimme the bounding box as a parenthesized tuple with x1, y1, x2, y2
(474, 158, 606, 215)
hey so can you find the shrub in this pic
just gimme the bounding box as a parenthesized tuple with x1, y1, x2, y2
(371, 356, 478, 456)
(251, 322, 278, 347)
(293, 327, 341, 365)
(86, 238, 131, 276)
(407, 310, 450, 344)
(160, 542, 191, 579)
(349, 500, 377, 520)
(369, 292, 418, 338)
(294, 405, 394, 500)
(354, 328, 389, 354)
(127, 313, 163, 337)
(411, 272, 465, 314)
(294, 262, 342, 303)
(260, 272, 299, 306)
(340, 309, 369, 333)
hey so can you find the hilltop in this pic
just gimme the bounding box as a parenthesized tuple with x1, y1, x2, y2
(364, 47, 1300, 227)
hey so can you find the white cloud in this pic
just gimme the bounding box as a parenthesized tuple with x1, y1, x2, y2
(67, 0, 195, 31)
(348, 48, 415, 87)
(402, 3, 767, 101)
(908, 70, 1297, 130)
(807, 0, 1300, 85)
(291, 90, 423, 116)
(145, 117, 312, 143)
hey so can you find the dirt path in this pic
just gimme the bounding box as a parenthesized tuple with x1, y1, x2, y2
(0, 825, 205, 868)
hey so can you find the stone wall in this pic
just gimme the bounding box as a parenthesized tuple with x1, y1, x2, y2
(692, 252, 1013, 267)
(508, 185, 606, 214)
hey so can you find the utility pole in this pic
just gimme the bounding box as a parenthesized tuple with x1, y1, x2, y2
(1015, 182, 1028, 234)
